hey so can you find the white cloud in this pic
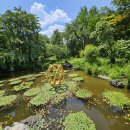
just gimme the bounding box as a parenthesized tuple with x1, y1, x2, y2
(40, 24, 65, 37)
(30, 2, 71, 29)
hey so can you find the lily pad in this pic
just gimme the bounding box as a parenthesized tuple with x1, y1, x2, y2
(64, 111, 96, 130)
(0, 90, 4, 96)
(0, 95, 17, 107)
(102, 91, 130, 109)
(10, 80, 22, 85)
(30, 92, 53, 106)
(68, 73, 79, 78)
(0, 84, 4, 88)
(14, 82, 33, 91)
(24, 88, 41, 97)
(71, 77, 84, 82)
(75, 89, 92, 99)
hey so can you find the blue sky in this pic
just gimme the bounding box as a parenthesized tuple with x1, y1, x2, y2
(0, 0, 112, 37)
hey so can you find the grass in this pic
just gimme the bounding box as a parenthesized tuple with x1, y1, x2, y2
(63, 111, 96, 130)
(75, 89, 92, 99)
(102, 90, 130, 109)
(0, 95, 17, 107)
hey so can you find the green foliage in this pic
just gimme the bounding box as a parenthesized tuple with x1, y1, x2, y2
(14, 82, 33, 91)
(83, 45, 99, 63)
(75, 89, 92, 99)
(0, 90, 4, 96)
(0, 84, 4, 88)
(24, 88, 41, 97)
(68, 73, 79, 78)
(102, 91, 130, 109)
(63, 111, 96, 130)
(0, 95, 17, 107)
(9, 80, 22, 85)
(71, 77, 84, 82)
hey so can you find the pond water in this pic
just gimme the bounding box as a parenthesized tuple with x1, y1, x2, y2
(0, 70, 130, 130)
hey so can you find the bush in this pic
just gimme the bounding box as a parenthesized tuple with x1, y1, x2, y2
(83, 44, 99, 63)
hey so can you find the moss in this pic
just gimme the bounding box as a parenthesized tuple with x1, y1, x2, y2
(63, 111, 96, 130)
(24, 88, 41, 97)
(9, 80, 22, 85)
(0, 90, 4, 96)
(75, 89, 92, 99)
(68, 73, 79, 78)
(0, 95, 17, 107)
(102, 90, 130, 109)
(14, 81, 33, 91)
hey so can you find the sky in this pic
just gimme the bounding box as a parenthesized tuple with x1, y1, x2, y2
(0, 0, 112, 37)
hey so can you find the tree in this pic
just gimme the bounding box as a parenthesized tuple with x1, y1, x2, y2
(51, 29, 63, 45)
(91, 21, 115, 64)
(112, 0, 130, 11)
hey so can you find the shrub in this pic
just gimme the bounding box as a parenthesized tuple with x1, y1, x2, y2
(83, 45, 99, 63)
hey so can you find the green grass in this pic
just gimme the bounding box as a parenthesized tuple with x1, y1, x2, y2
(63, 111, 96, 130)
(102, 91, 130, 109)
(75, 89, 92, 99)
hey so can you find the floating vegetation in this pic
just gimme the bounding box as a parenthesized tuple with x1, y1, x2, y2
(0, 90, 4, 96)
(35, 73, 43, 77)
(24, 88, 41, 97)
(68, 73, 79, 78)
(64, 81, 78, 93)
(9, 80, 22, 85)
(0, 95, 17, 108)
(71, 76, 84, 82)
(0, 81, 4, 84)
(0, 84, 4, 88)
(102, 91, 130, 109)
(20, 74, 35, 79)
(9, 77, 21, 82)
(14, 82, 33, 91)
(26, 77, 36, 81)
(29, 92, 53, 106)
(63, 111, 96, 130)
(75, 89, 92, 99)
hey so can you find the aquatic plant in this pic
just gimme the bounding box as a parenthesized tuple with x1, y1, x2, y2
(75, 89, 92, 99)
(68, 73, 79, 78)
(26, 77, 36, 81)
(102, 91, 130, 109)
(14, 82, 33, 91)
(0, 90, 4, 96)
(35, 73, 43, 77)
(71, 76, 84, 82)
(0, 81, 4, 84)
(0, 95, 17, 108)
(9, 80, 22, 85)
(9, 77, 21, 82)
(20, 74, 35, 79)
(29, 92, 53, 106)
(65, 81, 78, 93)
(0, 84, 4, 88)
(63, 111, 96, 130)
(24, 88, 41, 97)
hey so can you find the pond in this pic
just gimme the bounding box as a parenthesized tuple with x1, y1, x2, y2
(0, 70, 130, 130)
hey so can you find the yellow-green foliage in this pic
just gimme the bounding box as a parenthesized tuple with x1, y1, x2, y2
(68, 73, 79, 78)
(64, 111, 96, 130)
(24, 88, 41, 97)
(75, 89, 92, 99)
(0, 95, 17, 107)
(10, 80, 22, 85)
(0, 90, 4, 96)
(102, 91, 130, 109)
(14, 81, 33, 91)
